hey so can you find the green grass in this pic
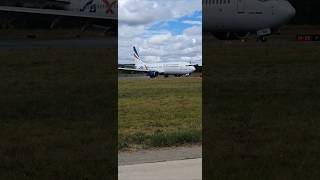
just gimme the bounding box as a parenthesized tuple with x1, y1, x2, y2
(118, 78, 202, 150)
(204, 42, 320, 179)
(0, 48, 117, 179)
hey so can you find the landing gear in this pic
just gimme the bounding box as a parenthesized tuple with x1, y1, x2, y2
(81, 21, 93, 32)
(256, 28, 271, 42)
(147, 71, 159, 78)
(257, 36, 267, 42)
(164, 75, 169, 78)
(50, 17, 63, 29)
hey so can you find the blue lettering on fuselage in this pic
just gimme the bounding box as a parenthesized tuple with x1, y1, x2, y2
(80, 0, 96, 12)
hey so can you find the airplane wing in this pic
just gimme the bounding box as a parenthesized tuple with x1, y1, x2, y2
(118, 67, 149, 72)
(0, 6, 116, 20)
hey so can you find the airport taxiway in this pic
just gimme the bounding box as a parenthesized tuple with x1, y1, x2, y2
(119, 146, 202, 179)
(119, 158, 202, 180)
(119, 145, 201, 165)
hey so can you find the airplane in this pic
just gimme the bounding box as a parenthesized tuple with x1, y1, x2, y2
(0, 0, 295, 41)
(203, 0, 296, 41)
(118, 47, 197, 78)
(0, 0, 117, 31)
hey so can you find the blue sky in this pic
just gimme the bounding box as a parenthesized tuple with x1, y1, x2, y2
(148, 11, 202, 35)
(118, 0, 202, 65)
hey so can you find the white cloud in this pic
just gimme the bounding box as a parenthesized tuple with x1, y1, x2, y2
(118, 0, 202, 66)
(119, 0, 201, 26)
(183, 25, 202, 36)
(148, 33, 172, 45)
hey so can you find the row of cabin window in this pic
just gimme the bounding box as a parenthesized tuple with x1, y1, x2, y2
(203, 0, 231, 5)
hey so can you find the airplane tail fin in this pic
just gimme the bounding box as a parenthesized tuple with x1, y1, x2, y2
(133, 46, 145, 66)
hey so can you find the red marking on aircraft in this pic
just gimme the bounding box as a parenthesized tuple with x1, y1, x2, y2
(102, 0, 116, 15)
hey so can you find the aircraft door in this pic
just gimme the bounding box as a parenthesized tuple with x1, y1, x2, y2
(237, 0, 245, 14)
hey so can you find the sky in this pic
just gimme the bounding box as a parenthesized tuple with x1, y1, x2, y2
(118, 0, 202, 65)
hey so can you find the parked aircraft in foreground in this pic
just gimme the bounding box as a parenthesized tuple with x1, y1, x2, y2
(203, 0, 296, 41)
(0, 0, 117, 30)
(0, 0, 295, 41)
(118, 47, 196, 78)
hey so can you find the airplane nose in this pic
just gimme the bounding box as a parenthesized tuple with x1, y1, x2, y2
(279, 1, 296, 22)
(287, 3, 296, 19)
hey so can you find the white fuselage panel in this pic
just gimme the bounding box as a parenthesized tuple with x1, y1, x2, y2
(203, 0, 295, 32)
(146, 62, 196, 75)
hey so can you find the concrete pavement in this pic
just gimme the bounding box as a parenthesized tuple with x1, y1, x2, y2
(118, 158, 202, 180)
(119, 146, 202, 165)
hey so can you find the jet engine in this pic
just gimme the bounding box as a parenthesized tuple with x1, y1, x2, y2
(147, 71, 159, 78)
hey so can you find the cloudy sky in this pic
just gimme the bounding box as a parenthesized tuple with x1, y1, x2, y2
(118, 0, 202, 65)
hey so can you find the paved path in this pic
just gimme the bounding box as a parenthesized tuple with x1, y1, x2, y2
(118, 146, 202, 165)
(118, 158, 202, 180)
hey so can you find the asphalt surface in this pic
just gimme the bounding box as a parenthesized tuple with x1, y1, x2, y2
(118, 145, 202, 166)
(0, 37, 117, 49)
(118, 158, 202, 180)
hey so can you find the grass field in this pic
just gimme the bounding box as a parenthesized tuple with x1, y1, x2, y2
(204, 41, 320, 179)
(118, 78, 202, 150)
(0, 48, 117, 179)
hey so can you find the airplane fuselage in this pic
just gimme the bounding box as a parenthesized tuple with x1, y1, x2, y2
(138, 62, 196, 76)
(0, 0, 295, 40)
(67, 0, 117, 17)
(203, 0, 295, 39)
